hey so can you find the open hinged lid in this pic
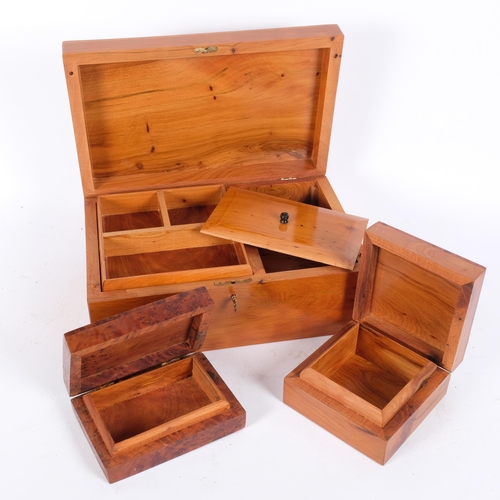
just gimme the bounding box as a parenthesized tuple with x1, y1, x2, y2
(353, 222, 486, 372)
(63, 25, 344, 197)
(63, 287, 214, 397)
(201, 187, 368, 269)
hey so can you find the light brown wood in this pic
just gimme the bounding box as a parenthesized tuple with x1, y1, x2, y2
(97, 187, 251, 291)
(300, 323, 436, 427)
(64, 288, 245, 482)
(64, 26, 361, 349)
(284, 337, 450, 464)
(63, 26, 344, 197)
(354, 222, 486, 371)
(81, 357, 230, 455)
(201, 187, 367, 269)
(284, 222, 485, 463)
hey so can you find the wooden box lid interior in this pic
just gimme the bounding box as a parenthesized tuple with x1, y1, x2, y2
(62, 25, 344, 196)
(201, 186, 368, 269)
(63, 287, 214, 396)
(353, 222, 486, 372)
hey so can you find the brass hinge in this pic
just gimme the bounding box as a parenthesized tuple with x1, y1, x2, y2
(194, 46, 218, 54)
(161, 357, 181, 367)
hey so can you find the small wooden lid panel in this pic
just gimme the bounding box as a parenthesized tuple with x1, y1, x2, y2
(353, 222, 486, 372)
(62, 25, 344, 196)
(63, 287, 214, 396)
(201, 187, 368, 269)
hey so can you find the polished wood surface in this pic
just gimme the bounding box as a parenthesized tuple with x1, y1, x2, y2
(284, 221, 485, 464)
(63, 25, 344, 197)
(81, 356, 229, 455)
(64, 26, 359, 349)
(201, 187, 367, 269)
(300, 323, 436, 427)
(63, 287, 213, 396)
(354, 222, 486, 372)
(97, 187, 252, 291)
(73, 352, 245, 483)
(84, 179, 358, 349)
(64, 287, 245, 482)
(284, 331, 450, 464)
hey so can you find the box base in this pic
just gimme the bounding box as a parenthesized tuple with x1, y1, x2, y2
(72, 353, 245, 482)
(283, 334, 450, 464)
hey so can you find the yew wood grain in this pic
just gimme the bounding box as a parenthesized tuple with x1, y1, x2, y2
(301, 324, 436, 427)
(354, 222, 486, 372)
(285, 362, 449, 465)
(284, 221, 485, 464)
(82, 357, 229, 455)
(201, 187, 367, 269)
(284, 330, 450, 464)
(84, 195, 359, 349)
(66, 25, 359, 350)
(63, 26, 343, 196)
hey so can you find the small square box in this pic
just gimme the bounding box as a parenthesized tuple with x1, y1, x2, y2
(64, 287, 245, 482)
(284, 222, 485, 464)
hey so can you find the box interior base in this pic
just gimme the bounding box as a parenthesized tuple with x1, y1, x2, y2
(80, 356, 229, 455)
(72, 352, 246, 482)
(300, 323, 436, 426)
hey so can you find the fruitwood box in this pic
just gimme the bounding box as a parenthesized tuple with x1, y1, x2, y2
(284, 222, 485, 464)
(62, 24, 366, 350)
(63, 287, 245, 483)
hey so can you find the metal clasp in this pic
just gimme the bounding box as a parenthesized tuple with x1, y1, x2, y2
(194, 46, 218, 54)
(230, 293, 238, 312)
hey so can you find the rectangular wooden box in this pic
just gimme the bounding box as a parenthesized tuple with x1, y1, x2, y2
(284, 222, 485, 464)
(62, 25, 363, 350)
(63, 287, 245, 483)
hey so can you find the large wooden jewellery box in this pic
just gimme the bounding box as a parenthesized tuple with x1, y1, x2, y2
(284, 222, 485, 464)
(62, 24, 368, 350)
(63, 287, 245, 483)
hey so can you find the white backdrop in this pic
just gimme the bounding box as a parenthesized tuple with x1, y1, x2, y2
(1, 1, 498, 498)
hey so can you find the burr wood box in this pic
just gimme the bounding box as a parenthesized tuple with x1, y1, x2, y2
(63, 287, 245, 483)
(62, 24, 366, 350)
(284, 222, 485, 464)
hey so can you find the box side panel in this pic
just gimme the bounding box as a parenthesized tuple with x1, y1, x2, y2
(446, 270, 485, 371)
(383, 368, 450, 463)
(87, 270, 357, 350)
(284, 375, 387, 464)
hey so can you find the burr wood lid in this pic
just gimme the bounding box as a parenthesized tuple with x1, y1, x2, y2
(63, 287, 214, 396)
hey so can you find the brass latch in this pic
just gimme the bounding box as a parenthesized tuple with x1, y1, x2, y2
(230, 293, 238, 312)
(194, 46, 218, 54)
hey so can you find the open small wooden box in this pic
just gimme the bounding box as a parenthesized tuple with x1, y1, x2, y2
(63, 24, 365, 349)
(284, 222, 485, 464)
(63, 287, 245, 483)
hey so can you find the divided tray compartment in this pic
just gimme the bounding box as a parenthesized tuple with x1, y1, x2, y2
(64, 25, 368, 348)
(97, 185, 252, 291)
